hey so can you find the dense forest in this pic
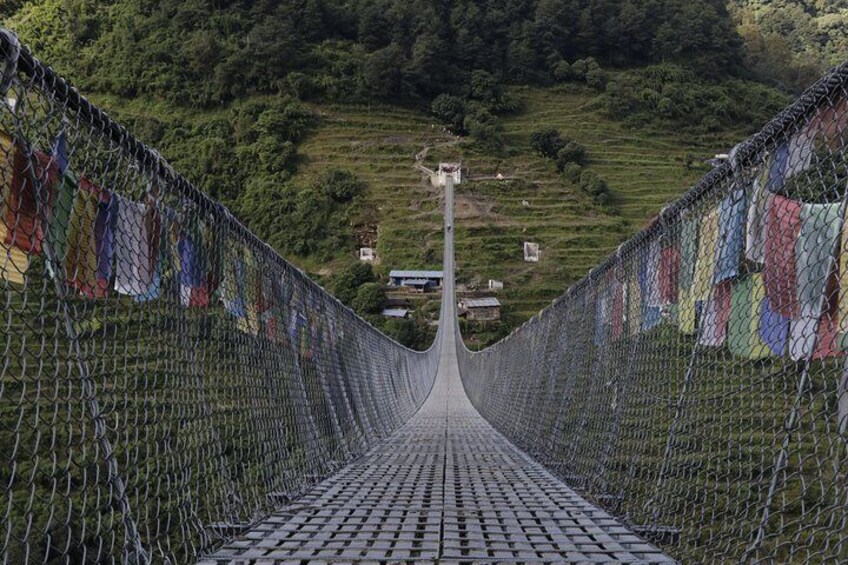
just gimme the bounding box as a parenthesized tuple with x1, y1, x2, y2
(7, 1, 842, 104)
(2, 0, 844, 346)
(5, 0, 747, 106)
(4, 0, 818, 207)
(730, 1, 848, 91)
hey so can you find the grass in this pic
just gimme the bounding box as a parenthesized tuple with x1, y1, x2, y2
(294, 84, 753, 339)
(1, 250, 428, 563)
(462, 314, 848, 563)
(85, 84, 760, 345)
(5, 71, 841, 563)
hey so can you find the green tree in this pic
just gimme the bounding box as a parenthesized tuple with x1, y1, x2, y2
(331, 263, 376, 305)
(352, 282, 387, 315)
(382, 318, 420, 348)
(556, 140, 587, 170)
(404, 33, 450, 98)
(431, 94, 467, 132)
(579, 169, 612, 204)
(317, 169, 365, 203)
(585, 66, 607, 91)
(552, 60, 573, 82)
(464, 108, 504, 152)
(530, 128, 565, 159)
(652, 1, 742, 78)
(358, 1, 392, 50)
(362, 44, 406, 100)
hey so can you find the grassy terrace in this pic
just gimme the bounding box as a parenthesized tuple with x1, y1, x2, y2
(92, 83, 755, 344)
(295, 83, 750, 335)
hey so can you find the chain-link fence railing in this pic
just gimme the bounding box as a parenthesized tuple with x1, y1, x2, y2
(458, 63, 848, 562)
(0, 29, 440, 564)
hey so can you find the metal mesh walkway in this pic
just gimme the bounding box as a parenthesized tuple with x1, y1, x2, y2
(200, 178, 673, 564)
(6, 28, 847, 564)
(200, 323, 672, 564)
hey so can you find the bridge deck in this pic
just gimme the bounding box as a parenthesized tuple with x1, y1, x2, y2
(201, 177, 673, 563)
(201, 321, 673, 563)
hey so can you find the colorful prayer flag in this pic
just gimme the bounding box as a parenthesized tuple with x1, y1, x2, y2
(728, 274, 773, 360)
(763, 194, 802, 318)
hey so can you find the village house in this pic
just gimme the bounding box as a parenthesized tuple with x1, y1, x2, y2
(389, 270, 444, 293)
(458, 297, 501, 322)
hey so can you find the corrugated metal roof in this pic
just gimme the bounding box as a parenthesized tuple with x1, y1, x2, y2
(382, 308, 410, 318)
(400, 279, 432, 286)
(463, 297, 501, 308)
(390, 270, 444, 279)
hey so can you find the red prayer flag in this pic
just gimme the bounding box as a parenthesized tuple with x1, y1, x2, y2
(763, 194, 802, 318)
(658, 246, 680, 306)
(4, 146, 60, 255)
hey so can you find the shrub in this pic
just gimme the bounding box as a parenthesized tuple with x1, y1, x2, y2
(578, 169, 612, 204)
(431, 94, 467, 133)
(530, 128, 565, 159)
(352, 282, 387, 315)
(552, 60, 573, 83)
(465, 108, 504, 151)
(331, 263, 376, 305)
(570, 57, 599, 81)
(585, 67, 608, 91)
(284, 71, 316, 99)
(559, 162, 583, 183)
(382, 318, 421, 348)
(600, 64, 789, 130)
(556, 141, 587, 170)
(317, 168, 365, 203)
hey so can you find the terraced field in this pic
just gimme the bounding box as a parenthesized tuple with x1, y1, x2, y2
(91, 85, 757, 340)
(295, 84, 752, 327)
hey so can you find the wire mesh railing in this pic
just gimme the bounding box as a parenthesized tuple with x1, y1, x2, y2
(457, 62, 848, 562)
(0, 29, 440, 564)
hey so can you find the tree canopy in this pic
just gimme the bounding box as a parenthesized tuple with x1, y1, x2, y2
(8, 0, 758, 109)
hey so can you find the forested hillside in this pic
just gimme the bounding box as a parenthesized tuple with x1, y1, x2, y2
(6, 0, 747, 104)
(730, 1, 848, 91)
(2, 0, 839, 347)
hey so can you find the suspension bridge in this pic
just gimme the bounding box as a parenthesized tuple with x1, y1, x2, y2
(1, 28, 848, 564)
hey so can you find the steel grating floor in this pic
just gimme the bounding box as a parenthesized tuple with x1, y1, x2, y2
(201, 179, 673, 564)
(200, 318, 674, 564)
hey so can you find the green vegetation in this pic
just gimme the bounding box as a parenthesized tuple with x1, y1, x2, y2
(730, 1, 848, 92)
(530, 128, 570, 160)
(602, 63, 790, 131)
(3, 2, 847, 561)
(351, 282, 387, 315)
(0, 260, 358, 563)
(531, 127, 611, 204)
(282, 82, 761, 341)
(7, 0, 746, 107)
(2, 0, 835, 345)
(329, 262, 378, 305)
(474, 317, 848, 562)
(326, 263, 436, 349)
(554, 57, 608, 91)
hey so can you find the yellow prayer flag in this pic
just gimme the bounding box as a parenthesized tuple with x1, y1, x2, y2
(692, 206, 719, 302)
(0, 221, 28, 285)
(748, 273, 772, 360)
(679, 287, 697, 335)
(628, 274, 640, 336)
